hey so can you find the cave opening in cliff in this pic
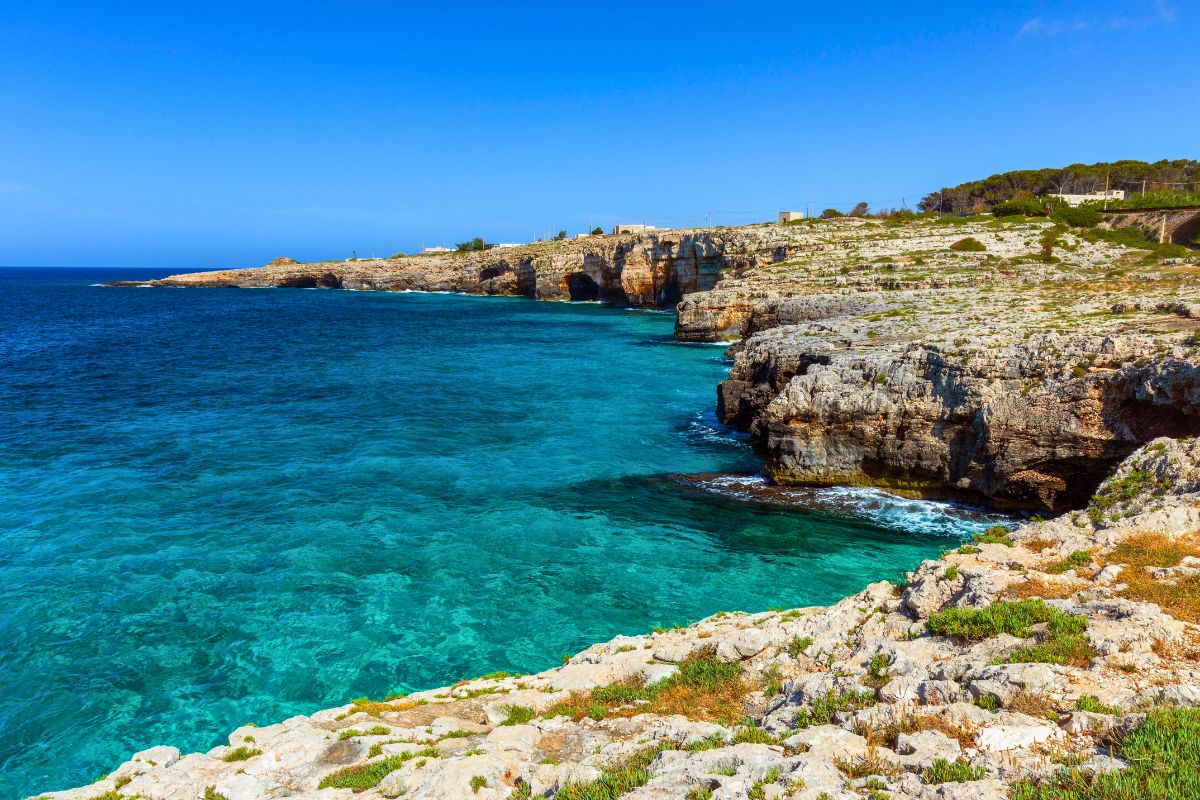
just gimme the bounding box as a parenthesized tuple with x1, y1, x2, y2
(1172, 214, 1200, 250)
(566, 272, 600, 301)
(278, 273, 342, 289)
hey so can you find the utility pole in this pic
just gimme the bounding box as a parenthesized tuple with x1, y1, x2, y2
(1103, 173, 1111, 210)
(706, 210, 712, 227)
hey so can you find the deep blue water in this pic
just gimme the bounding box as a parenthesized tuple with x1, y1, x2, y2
(0, 268, 996, 796)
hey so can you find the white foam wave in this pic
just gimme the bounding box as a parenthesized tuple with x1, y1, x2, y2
(684, 412, 750, 446)
(693, 475, 1013, 538)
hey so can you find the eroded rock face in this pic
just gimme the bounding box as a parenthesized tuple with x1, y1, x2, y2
(720, 331, 1200, 510)
(123, 228, 797, 309)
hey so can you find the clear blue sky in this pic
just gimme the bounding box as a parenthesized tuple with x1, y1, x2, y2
(1, 1, 1195, 268)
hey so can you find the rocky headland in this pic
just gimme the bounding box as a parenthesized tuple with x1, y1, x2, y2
(70, 214, 1200, 800)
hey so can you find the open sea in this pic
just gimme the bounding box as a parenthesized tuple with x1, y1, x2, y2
(0, 268, 1005, 796)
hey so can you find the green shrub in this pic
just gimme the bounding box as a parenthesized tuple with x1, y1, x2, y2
(993, 197, 1052, 217)
(996, 610, 1094, 667)
(470, 775, 487, 793)
(1052, 206, 1103, 228)
(731, 725, 780, 745)
(556, 742, 669, 800)
(974, 693, 1001, 711)
(788, 636, 814, 658)
(820, 208, 844, 218)
(950, 237, 987, 252)
(455, 237, 487, 252)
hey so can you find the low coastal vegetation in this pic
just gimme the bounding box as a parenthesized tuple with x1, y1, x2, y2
(1010, 708, 1200, 799)
(546, 649, 746, 724)
(317, 746, 440, 791)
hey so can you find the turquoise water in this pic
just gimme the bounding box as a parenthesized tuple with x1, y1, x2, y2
(0, 269, 993, 796)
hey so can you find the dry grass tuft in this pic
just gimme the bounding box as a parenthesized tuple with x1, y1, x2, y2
(1005, 690, 1060, 720)
(1111, 532, 1200, 569)
(1022, 537, 1056, 554)
(544, 648, 751, 725)
(1005, 576, 1081, 600)
(857, 711, 977, 750)
(1109, 533, 1200, 623)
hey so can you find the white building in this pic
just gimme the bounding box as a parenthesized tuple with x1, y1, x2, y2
(778, 211, 806, 223)
(612, 224, 659, 235)
(1048, 190, 1126, 207)
(421, 246, 454, 254)
(489, 243, 524, 249)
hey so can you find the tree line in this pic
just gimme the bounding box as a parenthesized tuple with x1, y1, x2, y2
(918, 160, 1200, 214)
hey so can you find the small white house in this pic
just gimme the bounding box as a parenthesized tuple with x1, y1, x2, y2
(612, 224, 658, 235)
(490, 243, 524, 249)
(421, 246, 454, 254)
(778, 211, 806, 223)
(1048, 190, 1126, 207)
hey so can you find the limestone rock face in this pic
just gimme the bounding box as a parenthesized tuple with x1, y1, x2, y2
(721, 328, 1200, 510)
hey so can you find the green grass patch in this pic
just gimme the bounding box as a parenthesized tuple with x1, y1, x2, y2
(339, 725, 390, 739)
(928, 599, 1059, 641)
(996, 610, 1094, 667)
(547, 648, 746, 724)
(1011, 708, 1200, 799)
(500, 705, 536, 726)
(1046, 550, 1092, 574)
(794, 689, 877, 728)
(221, 745, 262, 762)
(974, 526, 1013, 546)
(1074, 695, 1122, 715)
(317, 747, 440, 791)
(922, 758, 987, 783)
(556, 742, 670, 800)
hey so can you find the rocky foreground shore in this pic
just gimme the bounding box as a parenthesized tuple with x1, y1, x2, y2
(42, 438, 1200, 799)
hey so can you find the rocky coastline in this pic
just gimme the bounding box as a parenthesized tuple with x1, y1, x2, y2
(66, 215, 1200, 800)
(40, 438, 1200, 799)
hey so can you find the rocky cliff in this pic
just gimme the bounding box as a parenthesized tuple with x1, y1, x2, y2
(39, 438, 1200, 799)
(675, 218, 1200, 511)
(121, 228, 800, 308)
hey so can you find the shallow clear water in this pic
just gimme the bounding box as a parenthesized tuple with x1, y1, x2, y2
(0, 269, 996, 795)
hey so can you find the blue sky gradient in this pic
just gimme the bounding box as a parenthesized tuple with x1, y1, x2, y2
(1, 1, 1195, 268)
